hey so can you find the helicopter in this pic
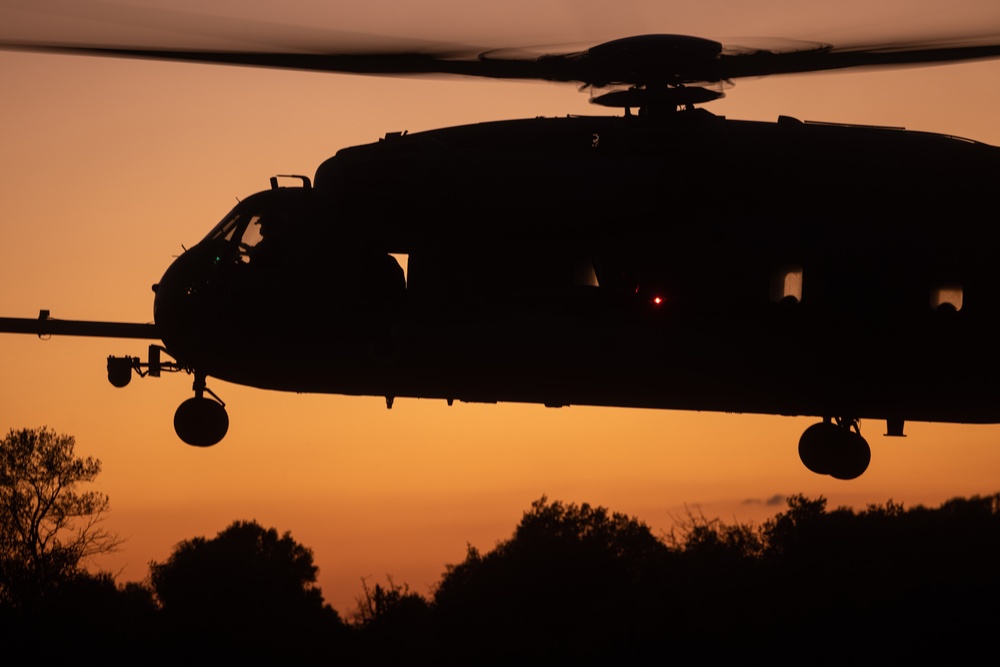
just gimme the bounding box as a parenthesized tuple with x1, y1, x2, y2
(2, 30, 1000, 481)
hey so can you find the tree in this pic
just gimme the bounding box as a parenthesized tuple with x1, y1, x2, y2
(149, 520, 344, 658)
(351, 576, 432, 659)
(353, 575, 429, 629)
(0, 427, 119, 607)
(433, 497, 672, 660)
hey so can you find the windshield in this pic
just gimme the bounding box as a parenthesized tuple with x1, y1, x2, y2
(205, 209, 244, 244)
(207, 211, 289, 262)
(189, 187, 413, 307)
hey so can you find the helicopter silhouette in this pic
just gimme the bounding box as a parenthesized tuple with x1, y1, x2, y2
(3, 32, 1000, 480)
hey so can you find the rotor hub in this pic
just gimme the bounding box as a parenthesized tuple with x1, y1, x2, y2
(579, 35, 724, 87)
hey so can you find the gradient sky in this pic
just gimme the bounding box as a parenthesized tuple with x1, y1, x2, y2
(2, 1, 1000, 612)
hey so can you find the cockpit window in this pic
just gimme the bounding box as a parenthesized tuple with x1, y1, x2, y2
(237, 214, 288, 264)
(238, 216, 264, 262)
(208, 212, 243, 243)
(204, 211, 276, 264)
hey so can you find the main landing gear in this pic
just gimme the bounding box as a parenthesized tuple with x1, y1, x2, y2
(798, 418, 871, 480)
(173, 372, 229, 447)
(108, 348, 229, 447)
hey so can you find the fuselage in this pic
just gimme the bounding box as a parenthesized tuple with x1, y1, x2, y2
(153, 109, 1000, 424)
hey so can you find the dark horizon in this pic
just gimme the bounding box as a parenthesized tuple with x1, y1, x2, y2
(4, 490, 999, 663)
(4, 0, 1000, 618)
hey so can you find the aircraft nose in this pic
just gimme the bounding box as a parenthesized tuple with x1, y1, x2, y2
(153, 241, 230, 366)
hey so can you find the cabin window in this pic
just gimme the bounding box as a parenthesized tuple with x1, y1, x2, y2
(930, 285, 963, 311)
(574, 257, 599, 287)
(390, 253, 409, 287)
(770, 265, 803, 303)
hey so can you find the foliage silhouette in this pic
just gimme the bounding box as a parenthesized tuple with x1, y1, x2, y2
(432, 497, 672, 662)
(1, 485, 997, 662)
(150, 520, 344, 660)
(354, 575, 431, 629)
(0, 427, 120, 609)
(351, 576, 433, 661)
(0, 571, 160, 660)
(424, 493, 1000, 663)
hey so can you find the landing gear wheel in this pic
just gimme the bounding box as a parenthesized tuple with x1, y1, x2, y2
(828, 431, 870, 481)
(174, 397, 229, 447)
(798, 422, 838, 475)
(798, 419, 871, 480)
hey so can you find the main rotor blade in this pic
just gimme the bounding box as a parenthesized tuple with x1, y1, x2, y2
(719, 37, 1000, 79)
(3, 33, 1000, 86)
(0, 42, 562, 80)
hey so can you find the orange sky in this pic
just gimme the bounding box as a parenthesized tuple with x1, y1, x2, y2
(2, 1, 1000, 612)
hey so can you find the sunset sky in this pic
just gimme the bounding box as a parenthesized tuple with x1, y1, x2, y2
(3, 1, 1000, 612)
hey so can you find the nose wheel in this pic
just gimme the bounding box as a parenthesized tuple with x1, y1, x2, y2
(173, 373, 229, 447)
(798, 417, 871, 480)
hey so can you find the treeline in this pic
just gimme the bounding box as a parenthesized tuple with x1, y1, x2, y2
(3, 493, 1000, 664)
